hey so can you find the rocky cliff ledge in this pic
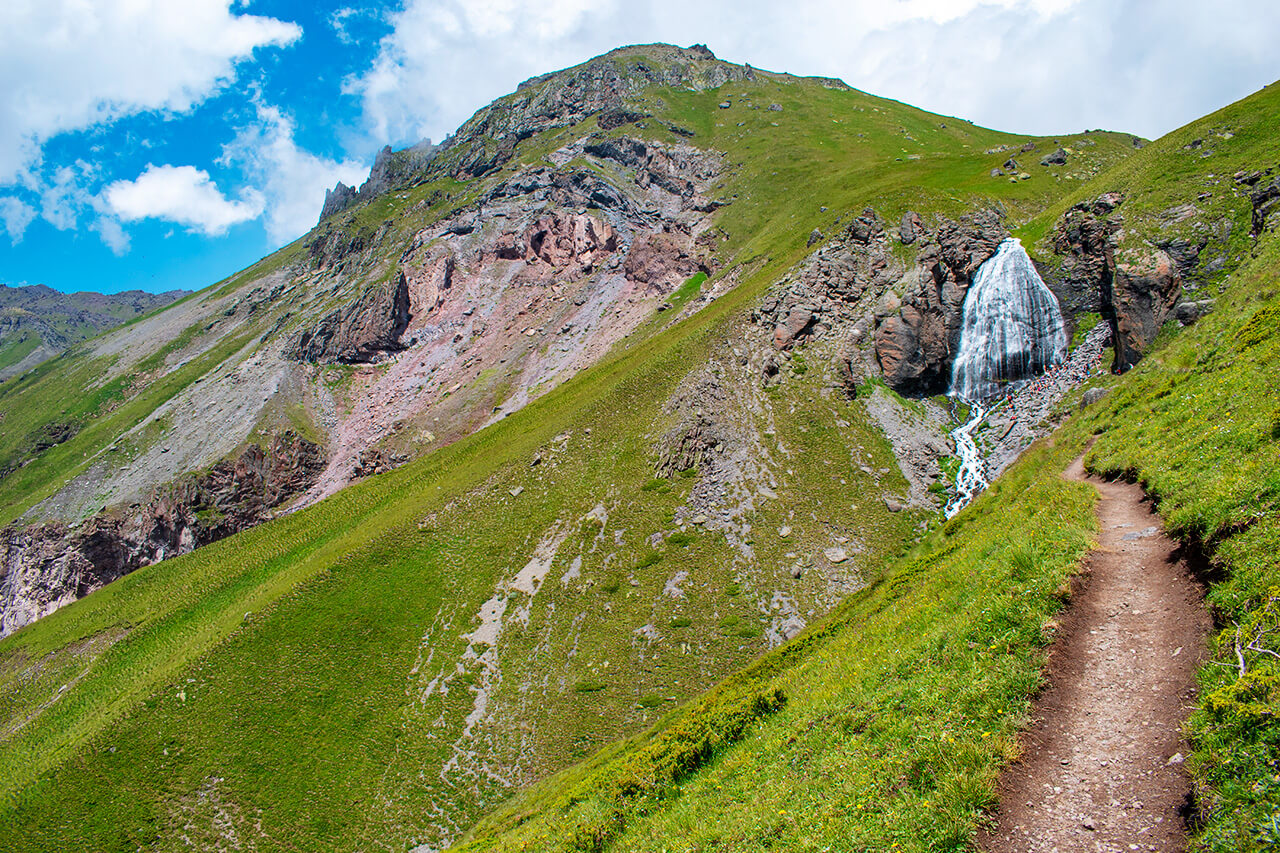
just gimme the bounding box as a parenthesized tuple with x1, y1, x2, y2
(0, 431, 324, 636)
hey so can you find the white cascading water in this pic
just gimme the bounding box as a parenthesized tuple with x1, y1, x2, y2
(945, 238, 1068, 518)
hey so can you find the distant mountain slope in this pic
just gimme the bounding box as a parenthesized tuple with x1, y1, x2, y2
(0, 284, 188, 380)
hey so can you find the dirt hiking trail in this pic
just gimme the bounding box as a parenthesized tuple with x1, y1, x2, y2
(980, 456, 1211, 853)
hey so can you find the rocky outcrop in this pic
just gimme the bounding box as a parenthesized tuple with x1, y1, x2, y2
(1250, 173, 1280, 237)
(899, 211, 923, 244)
(401, 248, 455, 317)
(1045, 192, 1124, 315)
(872, 211, 1008, 394)
(1041, 191, 1186, 371)
(1111, 248, 1181, 371)
(1040, 147, 1068, 166)
(492, 212, 618, 272)
(756, 208, 901, 352)
(0, 432, 325, 637)
(294, 276, 411, 364)
(580, 135, 723, 209)
(320, 140, 438, 223)
(624, 230, 705, 293)
(319, 181, 358, 222)
(438, 44, 752, 180)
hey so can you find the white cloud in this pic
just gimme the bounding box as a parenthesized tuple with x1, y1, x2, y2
(0, 0, 300, 185)
(221, 104, 368, 245)
(104, 164, 263, 236)
(92, 215, 131, 256)
(0, 197, 36, 244)
(349, 0, 1280, 146)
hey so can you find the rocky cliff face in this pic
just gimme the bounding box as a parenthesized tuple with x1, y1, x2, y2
(1110, 248, 1182, 370)
(0, 431, 324, 636)
(1041, 192, 1184, 372)
(870, 211, 1009, 395)
(320, 140, 439, 222)
(440, 44, 753, 181)
(293, 275, 411, 364)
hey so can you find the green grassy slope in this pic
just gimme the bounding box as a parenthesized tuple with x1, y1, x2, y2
(0, 51, 1147, 852)
(1019, 82, 1280, 276)
(453, 81, 1280, 853)
(453, 440, 1098, 852)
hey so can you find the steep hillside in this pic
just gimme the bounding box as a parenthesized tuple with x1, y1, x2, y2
(4, 42, 1248, 853)
(0, 284, 188, 381)
(450, 82, 1280, 853)
(0, 44, 1132, 636)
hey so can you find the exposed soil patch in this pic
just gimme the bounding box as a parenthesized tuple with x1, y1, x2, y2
(980, 455, 1211, 853)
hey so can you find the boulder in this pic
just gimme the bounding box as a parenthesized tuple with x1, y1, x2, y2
(1079, 387, 1110, 409)
(1041, 147, 1068, 166)
(773, 305, 816, 349)
(1173, 299, 1215, 325)
(899, 211, 923, 245)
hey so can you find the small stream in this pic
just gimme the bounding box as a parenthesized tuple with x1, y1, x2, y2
(945, 403, 989, 519)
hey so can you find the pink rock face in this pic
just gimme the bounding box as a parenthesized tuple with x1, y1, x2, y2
(624, 232, 702, 294)
(403, 252, 455, 317)
(1112, 248, 1181, 371)
(773, 305, 815, 349)
(488, 213, 618, 272)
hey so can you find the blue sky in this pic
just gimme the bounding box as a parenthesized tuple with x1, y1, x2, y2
(2, 0, 1278, 295)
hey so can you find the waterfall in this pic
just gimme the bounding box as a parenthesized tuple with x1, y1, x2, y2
(949, 238, 1068, 404)
(944, 238, 1067, 518)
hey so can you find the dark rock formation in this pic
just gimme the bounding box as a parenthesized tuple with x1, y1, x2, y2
(0, 432, 325, 636)
(1041, 191, 1186, 371)
(319, 140, 438, 223)
(320, 181, 358, 221)
(437, 44, 750, 181)
(1044, 192, 1124, 315)
(1251, 174, 1280, 236)
(1112, 248, 1181, 371)
(899, 211, 922, 245)
(582, 135, 722, 207)
(294, 276, 411, 363)
(1041, 147, 1068, 166)
(872, 211, 1008, 394)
